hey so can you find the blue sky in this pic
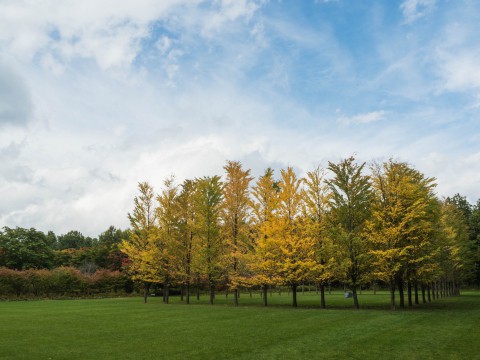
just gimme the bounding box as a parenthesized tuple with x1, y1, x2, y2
(1, 0, 479, 235)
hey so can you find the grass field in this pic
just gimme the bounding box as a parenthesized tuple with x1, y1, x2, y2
(1, 290, 479, 359)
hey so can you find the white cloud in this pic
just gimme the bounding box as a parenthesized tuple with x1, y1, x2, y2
(436, 49, 480, 91)
(0, 58, 33, 126)
(0, 0, 260, 71)
(433, 22, 480, 93)
(338, 110, 386, 125)
(400, 0, 436, 23)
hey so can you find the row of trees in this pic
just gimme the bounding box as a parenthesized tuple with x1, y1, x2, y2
(0, 226, 129, 272)
(121, 157, 478, 309)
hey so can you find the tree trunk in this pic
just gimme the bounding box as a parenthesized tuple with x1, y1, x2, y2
(163, 282, 169, 304)
(397, 278, 405, 308)
(143, 282, 150, 304)
(186, 283, 190, 304)
(390, 280, 396, 310)
(234, 289, 239, 306)
(432, 282, 436, 300)
(407, 281, 413, 307)
(427, 284, 431, 302)
(421, 283, 426, 303)
(196, 276, 200, 300)
(263, 285, 268, 306)
(414, 281, 419, 305)
(320, 284, 326, 309)
(209, 285, 215, 305)
(292, 284, 298, 308)
(352, 286, 359, 309)
(180, 286, 184, 302)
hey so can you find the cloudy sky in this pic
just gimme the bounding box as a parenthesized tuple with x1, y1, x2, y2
(1, 0, 479, 236)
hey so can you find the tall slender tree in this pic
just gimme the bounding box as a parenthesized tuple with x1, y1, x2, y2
(250, 168, 281, 306)
(194, 176, 224, 305)
(222, 161, 253, 306)
(176, 179, 197, 304)
(156, 176, 179, 304)
(121, 182, 159, 303)
(275, 167, 317, 307)
(302, 166, 333, 308)
(327, 156, 372, 309)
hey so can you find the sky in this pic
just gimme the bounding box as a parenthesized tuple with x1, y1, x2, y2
(1, 0, 479, 236)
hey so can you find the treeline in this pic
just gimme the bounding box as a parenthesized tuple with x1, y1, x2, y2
(0, 226, 129, 272)
(121, 157, 480, 310)
(0, 267, 133, 299)
(0, 226, 133, 298)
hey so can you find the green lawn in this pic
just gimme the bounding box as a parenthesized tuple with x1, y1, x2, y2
(1, 291, 479, 359)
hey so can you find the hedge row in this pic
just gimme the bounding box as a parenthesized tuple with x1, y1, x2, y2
(0, 267, 135, 299)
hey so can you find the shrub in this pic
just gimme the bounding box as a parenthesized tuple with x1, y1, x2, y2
(0, 267, 132, 299)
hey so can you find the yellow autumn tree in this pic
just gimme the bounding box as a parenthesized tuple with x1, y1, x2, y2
(438, 201, 473, 296)
(403, 167, 437, 306)
(367, 160, 436, 309)
(249, 168, 281, 306)
(221, 160, 253, 306)
(302, 166, 333, 308)
(275, 167, 317, 308)
(120, 182, 160, 303)
(193, 176, 224, 305)
(156, 176, 179, 303)
(175, 179, 197, 304)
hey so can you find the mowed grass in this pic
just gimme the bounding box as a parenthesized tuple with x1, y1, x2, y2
(1, 291, 479, 359)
